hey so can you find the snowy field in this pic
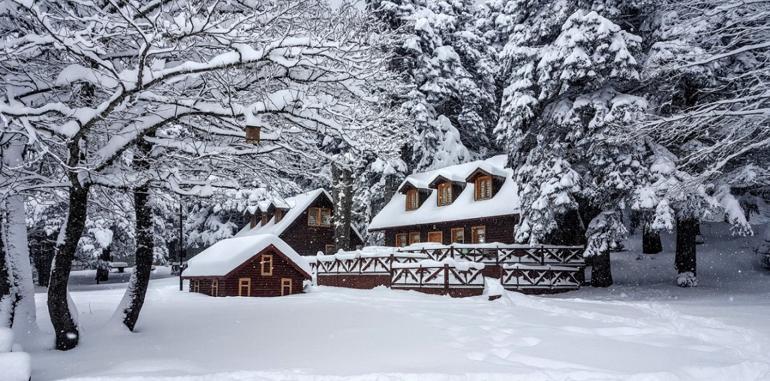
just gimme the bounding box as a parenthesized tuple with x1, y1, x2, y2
(27, 223, 770, 381)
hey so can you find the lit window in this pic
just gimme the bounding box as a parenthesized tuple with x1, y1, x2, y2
(308, 207, 332, 227)
(320, 208, 332, 226)
(427, 231, 442, 243)
(437, 183, 452, 206)
(409, 232, 421, 244)
(451, 228, 465, 243)
(406, 189, 419, 210)
(475, 176, 493, 200)
(261, 254, 273, 276)
(471, 226, 486, 243)
(395, 233, 408, 247)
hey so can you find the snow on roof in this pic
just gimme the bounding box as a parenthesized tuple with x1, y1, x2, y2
(183, 234, 311, 278)
(471, 161, 508, 179)
(369, 155, 520, 230)
(236, 188, 328, 238)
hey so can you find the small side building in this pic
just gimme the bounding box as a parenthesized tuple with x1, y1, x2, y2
(236, 188, 364, 256)
(182, 234, 311, 297)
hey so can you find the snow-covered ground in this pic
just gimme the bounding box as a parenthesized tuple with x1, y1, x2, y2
(27, 223, 770, 381)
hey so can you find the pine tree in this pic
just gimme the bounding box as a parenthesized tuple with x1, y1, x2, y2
(493, 3, 655, 285)
(370, 0, 499, 171)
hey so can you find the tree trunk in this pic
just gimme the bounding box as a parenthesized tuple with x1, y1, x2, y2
(48, 184, 89, 350)
(331, 163, 353, 252)
(0, 213, 12, 328)
(642, 223, 662, 254)
(591, 251, 613, 287)
(95, 247, 110, 283)
(675, 217, 698, 287)
(547, 209, 586, 245)
(2, 196, 38, 333)
(120, 136, 154, 331)
(1, 135, 38, 334)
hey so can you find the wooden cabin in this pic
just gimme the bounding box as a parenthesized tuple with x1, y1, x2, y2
(368, 155, 520, 245)
(183, 234, 311, 297)
(236, 189, 363, 256)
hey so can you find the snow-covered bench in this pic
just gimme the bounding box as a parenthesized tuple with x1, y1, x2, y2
(0, 328, 31, 381)
(108, 261, 129, 273)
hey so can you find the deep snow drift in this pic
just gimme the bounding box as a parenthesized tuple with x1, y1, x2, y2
(26, 223, 770, 381)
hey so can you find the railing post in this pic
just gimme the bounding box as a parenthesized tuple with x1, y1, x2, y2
(444, 263, 449, 296)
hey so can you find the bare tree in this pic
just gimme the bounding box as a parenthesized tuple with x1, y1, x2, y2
(0, 0, 399, 349)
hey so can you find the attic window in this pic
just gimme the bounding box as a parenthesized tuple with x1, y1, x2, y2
(437, 183, 452, 206)
(475, 175, 493, 200)
(261, 254, 273, 276)
(406, 189, 419, 211)
(308, 207, 332, 227)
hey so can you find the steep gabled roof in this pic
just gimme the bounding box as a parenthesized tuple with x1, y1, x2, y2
(368, 155, 520, 231)
(183, 234, 311, 278)
(235, 188, 329, 238)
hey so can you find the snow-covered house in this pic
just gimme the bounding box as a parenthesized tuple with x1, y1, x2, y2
(236, 189, 363, 256)
(183, 234, 311, 297)
(368, 155, 521, 246)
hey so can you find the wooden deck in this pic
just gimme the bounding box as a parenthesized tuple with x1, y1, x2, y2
(309, 243, 585, 296)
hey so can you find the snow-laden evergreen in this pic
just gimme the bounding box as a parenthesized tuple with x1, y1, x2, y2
(371, 0, 499, 171)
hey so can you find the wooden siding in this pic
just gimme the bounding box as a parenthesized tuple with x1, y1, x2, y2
(381, 214, 519, 246)
(186, 246, 307, 297)
(317, 274, 391, 289)
(278, 194, 363, 255)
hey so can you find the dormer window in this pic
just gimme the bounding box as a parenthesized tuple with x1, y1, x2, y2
(261, 214, 270, 226)
(406, 189, 419, 211)
(274, 209, 284, 223)
(437, 183, 452, 206)
(475, 175, 493, 200)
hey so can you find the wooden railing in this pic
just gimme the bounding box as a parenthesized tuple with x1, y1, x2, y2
(310, 243, 585, 294)
(501, 264, 582, 290)
(396, 243, 585, 266)
(391, 262, 485, 290)
(308, 252, 427, 275)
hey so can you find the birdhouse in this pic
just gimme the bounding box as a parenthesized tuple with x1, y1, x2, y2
(245, 125, 260, 144)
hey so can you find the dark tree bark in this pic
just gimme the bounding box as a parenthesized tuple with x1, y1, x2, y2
(48, 184, 89, 350)
(547, 209, 586, 245)
(95, 246, 111, 283)
(591, 251, 613, 287)
(642, 223, 662, 254)
(30, 235, 55, 287)
(331, 163, 353, 252)
(0, 215, 13, 327)
(122, 136, 154, 331)
(675, 217, 698, 286)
